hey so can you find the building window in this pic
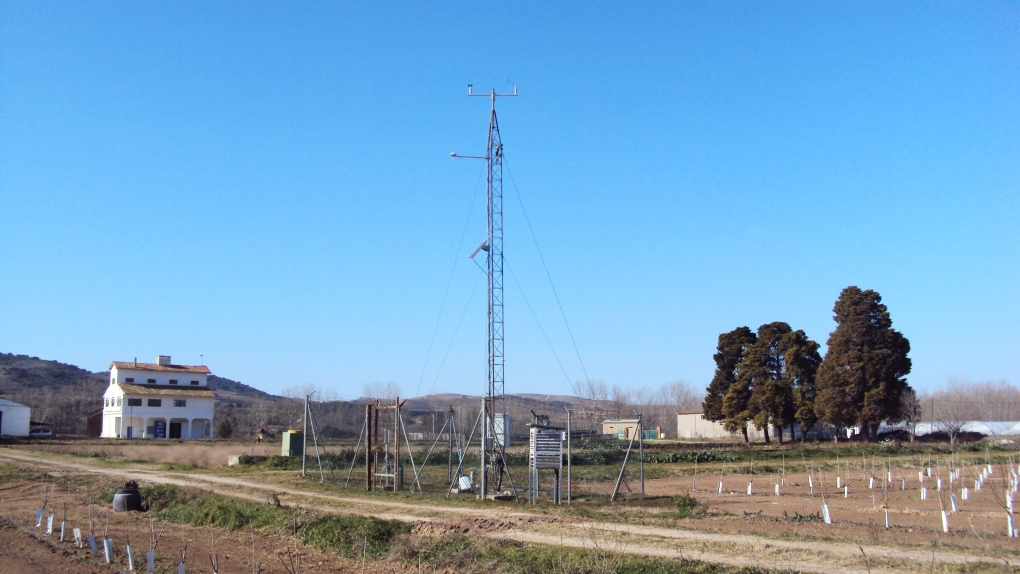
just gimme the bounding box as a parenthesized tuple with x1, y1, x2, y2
(125, 377, 134, 383)
(104, 398, 109, 407)
(116, 397, 122, 407)
(147, 379, 156, 384)
(190, 380, 199, 385)
(169, 379, 178, 385)
(127, 398, 142, 407)
(147, 399, 162, 407)
(173, 399, 186, 407)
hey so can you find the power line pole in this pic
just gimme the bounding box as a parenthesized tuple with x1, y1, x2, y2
(455, 83, 517, 500)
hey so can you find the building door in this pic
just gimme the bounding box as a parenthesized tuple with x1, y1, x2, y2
(126, 426, 133, 438)
(154, 421, 166, 438)
(169, 422, 182, 439)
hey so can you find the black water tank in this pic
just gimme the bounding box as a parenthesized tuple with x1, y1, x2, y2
(112, 481, 142, 512)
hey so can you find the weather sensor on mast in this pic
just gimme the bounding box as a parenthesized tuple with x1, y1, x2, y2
(450, 83, 517, 500)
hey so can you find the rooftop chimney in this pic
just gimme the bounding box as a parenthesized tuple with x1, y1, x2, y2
(157, 355, 171, 367)
(133, 357, 137, 366)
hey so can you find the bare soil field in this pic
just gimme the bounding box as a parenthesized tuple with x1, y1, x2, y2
(7, 439, 278, 468)
(0, 479, 410, 574)
(0, 518, 103, 574)
(639, 468, 1020, 552)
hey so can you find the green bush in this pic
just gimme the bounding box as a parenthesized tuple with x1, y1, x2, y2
(672, 493, 707, 518)
(785, 510, 823, 523)
(645, 450, 739, 464)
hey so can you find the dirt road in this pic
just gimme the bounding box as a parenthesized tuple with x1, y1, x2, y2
(2, 448, 1015, 574)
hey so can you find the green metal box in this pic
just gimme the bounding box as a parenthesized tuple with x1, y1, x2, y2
(281, 430, 303, 457)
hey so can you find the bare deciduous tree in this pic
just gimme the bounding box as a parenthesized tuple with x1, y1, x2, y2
(899, 388, 922, 443)
(570, 380, 703, 437)
(932, 376, 971, 446)
(362, 381, 401, 400)
(571, 378, 608, 403)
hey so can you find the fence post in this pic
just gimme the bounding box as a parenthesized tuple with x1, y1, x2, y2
(448, 408, 454, 486)
(566, 408, 571, 506)
(639, 414, 645, 501)
(480, 396, 487, 499)
(365, 404, 373, 491)
(302, 394, 308, 477)
(394, 397, 401, 491)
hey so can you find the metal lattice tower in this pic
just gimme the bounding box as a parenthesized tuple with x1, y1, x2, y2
(482, 91, 505, 424)
(456, 84, 517, 499)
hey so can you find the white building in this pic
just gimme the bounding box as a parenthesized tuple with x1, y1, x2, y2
(677, 411, 836, 441)
(0, 399, 31, 437)
(676, 411, 763, 440)
(101, 356, 214, 439)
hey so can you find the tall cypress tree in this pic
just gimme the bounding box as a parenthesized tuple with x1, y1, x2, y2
(740, 322, 792, 445)
(738, 323, 821, 444)
(784, 329, 822, 442)
(814, 286, 912, 440)
(703, 327, 756, 442)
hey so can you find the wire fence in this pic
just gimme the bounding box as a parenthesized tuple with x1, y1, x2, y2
(304, 396, 646, 504)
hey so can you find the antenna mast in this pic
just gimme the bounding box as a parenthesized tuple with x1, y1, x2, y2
(456, 83, 518, 499)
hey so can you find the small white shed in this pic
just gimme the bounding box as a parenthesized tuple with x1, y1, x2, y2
(0, 399, 31, 437)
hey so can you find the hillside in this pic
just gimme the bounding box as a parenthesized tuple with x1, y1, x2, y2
(0, 353, 107, 397)
(0, 352, 594, 437)
(0, 353, 277, 401)
(207, 374, 276, 401)
(0, 352, 282, 434)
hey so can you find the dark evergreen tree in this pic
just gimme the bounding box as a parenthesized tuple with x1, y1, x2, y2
(740, 322, 792, 445)
(727, 323, 823, 445)
(216, 418, 233, 439)
(703, 327, 756, 442)
(784, 329, 822, 442)
(814, 286, 912, 440)
(722, 375, 754, 443)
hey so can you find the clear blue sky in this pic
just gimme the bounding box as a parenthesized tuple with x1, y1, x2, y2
(2, 2, 1017, 399)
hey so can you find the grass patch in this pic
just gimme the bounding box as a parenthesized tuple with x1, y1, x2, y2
(162, 462, 202, 471)
(396, 534, 797, 573)
(672, 493, 707, 519)
(140, 483, 194, 511)
(0, 462, 48, 483)
(144, 484, 408, 558)
(299, 514, 409, 558)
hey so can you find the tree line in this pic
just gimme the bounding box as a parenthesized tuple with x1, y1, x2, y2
(702, 286, 912, 443)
